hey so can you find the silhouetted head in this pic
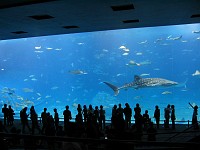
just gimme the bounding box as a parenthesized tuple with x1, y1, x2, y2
(155, 105, 159, 109)
(66, 105, 69, 109)
(44, 108, 47, 111)
(100, 105, 103, 109)
(54, 108, 57, 112)
(4, 104, 7, 107)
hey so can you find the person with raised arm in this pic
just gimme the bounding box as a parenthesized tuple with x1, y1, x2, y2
(189, 102, 199, 129)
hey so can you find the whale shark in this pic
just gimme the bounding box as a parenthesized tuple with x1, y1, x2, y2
(103, 75, 178, 96)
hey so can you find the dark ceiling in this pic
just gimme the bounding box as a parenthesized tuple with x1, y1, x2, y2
(0, 0, 200, 40)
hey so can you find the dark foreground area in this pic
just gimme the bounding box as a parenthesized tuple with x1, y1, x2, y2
(0, 119, 200, 150)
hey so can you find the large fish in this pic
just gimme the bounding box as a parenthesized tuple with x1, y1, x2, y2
(103, 75, 178, 96)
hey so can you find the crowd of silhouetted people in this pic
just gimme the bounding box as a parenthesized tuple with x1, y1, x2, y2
(1, 102, 199, 141)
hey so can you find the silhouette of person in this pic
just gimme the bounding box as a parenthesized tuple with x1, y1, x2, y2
(30, 106, 41, 134)
(87, 104, 94, 122)
(54, 108, 59, 131)
(93, 106, 99, 124)
(154, 105, 160, 129)
(75, 105, 83, 130)
(134, 103, 142, 131)
(189, 102, 199, 129)
(2, 104, 9, 126)
(99, 105, 105, 130)
(116, 103, 125, 130)
(124, 103, 132, 129)
(45, 113, 56, 136)
(164, 104, 171, 128)
(83, 105, 88, 124)
(41, 108, 48, 134)
(8, 105, 15, 126)
(20, 107, 31, 133)
(171, 105, 176, 129)
(63, 105, 72, 132)
(143, 110, 150, 130)
(111, 105, 117, 129)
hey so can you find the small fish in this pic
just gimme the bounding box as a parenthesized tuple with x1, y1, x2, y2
(116, 73, 124, 77)
(37, 97, 41, 100)
(55, 48, 62, 51)
(51, 86, 59, 90)
(136, 52, 143, 56)
(140, 73, 150, 77)
(45, 95, 51, 98)
(36, 93, 41, 96)
(35, 46, 41, 50)
(162, 91, 172, 95)
(122, 52, 129, 56)
(69, 70, 88, 75)
(77, 42, 84, 45)
(23, 88, 34, 93)
(169, 35, 182, 40)
(126, 60, 140, 66)
(119, 45, 126, 49)
(192, 30, 200, 33)
(138, 40, 147, 44)
(31, 78, 37, 81)
(24, 79, 28, 81)
(46, 47, 53, 50)
(192, 70, 200, 76)
(29, 75, 35, 78)
(123, 48, 130, 52)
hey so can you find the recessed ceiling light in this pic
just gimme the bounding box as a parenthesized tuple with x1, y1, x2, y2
(63, 26, 79, 29)
(29, 14, 54, 20)
(191, 14, 200, 18)
(123, 19, 139, 23)
(111, 4, 134, 11)
(11, 31, 28, 34)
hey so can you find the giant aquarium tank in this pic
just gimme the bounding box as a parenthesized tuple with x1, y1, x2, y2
(0, 23, 200, 123)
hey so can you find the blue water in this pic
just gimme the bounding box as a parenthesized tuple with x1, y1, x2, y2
(0, 23, 200, 123)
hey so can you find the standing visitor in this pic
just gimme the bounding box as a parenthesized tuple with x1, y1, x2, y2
(164, 104, 171, 128)
(54, 108, 59, 131)
(171, 105, 176, 129)
(154, 105, 160, 129)
(99, 105, 105, 130)
(2, 104, 9, 126)
(8, 105, 15, 126)
(41, 108, 48, 134)
(20, 107, 31, 133)
(189, 102, 199, 129)
(123, 103, 132, 129)
(30, 106, 41, 134)
(63, 105, 72, 132)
